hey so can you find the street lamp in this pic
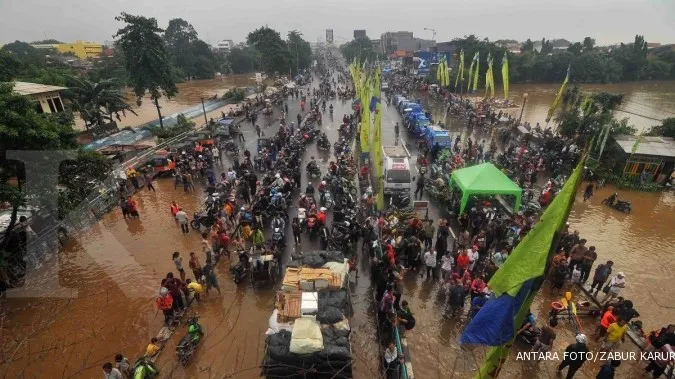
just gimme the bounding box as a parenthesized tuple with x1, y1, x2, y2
(423, 27, 437, 47)
(518, 93, 529, 125)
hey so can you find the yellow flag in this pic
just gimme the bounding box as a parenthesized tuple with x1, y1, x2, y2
(472, 52, 480, 92)
(454, 50, 464, 88)
(501, 53, 510, 100)
(546, 64, 570, 122)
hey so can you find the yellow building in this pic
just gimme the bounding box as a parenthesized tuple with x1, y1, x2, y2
(56, 41, 103, 59)
(31, 40, 103, 59)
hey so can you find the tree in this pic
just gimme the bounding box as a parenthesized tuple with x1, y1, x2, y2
(647, 117, 675, 138)
(114, 12, 177, 128)
(521, 39, 534, 53)
(190, 40, 216, 79)
(339, 36, 378, 63)
(0, 51, 21, 82)
(247, 27, 290, 75)
(64, 77, 136, 129)
(540, 38, 553, 55)
(164, 18, 198, 80)
(287, 30, 312, 76)
(31, 39, 63, 44)
(582, 37, 596, 52)
(225, 46, 260, 74)
(567, 42, 583, 56)
(0, 82, 78, 252)
(87, 47, 129, 85)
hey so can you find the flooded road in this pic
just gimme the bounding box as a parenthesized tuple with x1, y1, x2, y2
(2, 72, 674, 379)
(1, 72, 383, 379)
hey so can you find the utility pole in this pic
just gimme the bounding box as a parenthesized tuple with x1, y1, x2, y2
(201, 97, 208, 125)
(153, 97, 164, 128)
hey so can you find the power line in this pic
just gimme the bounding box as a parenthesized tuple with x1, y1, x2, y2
(614, 108, 665, 122)
(621, 99, 675, 116)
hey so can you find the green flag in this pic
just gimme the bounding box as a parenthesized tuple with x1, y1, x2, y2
(546, 64, 570, 123)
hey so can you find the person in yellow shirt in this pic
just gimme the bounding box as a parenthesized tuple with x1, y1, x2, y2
(601, 319, 627, 351)
(145, 337, 160, 357)
(186, 279, 204, 302)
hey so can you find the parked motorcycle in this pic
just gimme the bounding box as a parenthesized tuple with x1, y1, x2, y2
(133, 357, 159, 379)
(176, 315, 203, 366)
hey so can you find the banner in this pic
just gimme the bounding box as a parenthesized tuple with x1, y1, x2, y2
(472, 52, 480, 92)
(467, 57, 476, 93)
(501, 53, 509, 100)
(359, 73, 371, 153)
(546, 64, 571, 123)
(372, 66, 384, 209)
(485, 53, 495, 98)
(454, 49, 464, 89)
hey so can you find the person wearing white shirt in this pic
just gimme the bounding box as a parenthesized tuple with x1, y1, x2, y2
(441, 251, 454, 280)
(102, 363, 122, 379)
(601, 273, 626, 304)
(423, 249, 437, 279)
(383, 341, 401, 378)
(468, 246, 480, 272)
(211, 146, 220, 164)
(492, 247, 508, 267)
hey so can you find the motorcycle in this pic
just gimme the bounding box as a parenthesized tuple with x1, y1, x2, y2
(133, 357, 159, 379)
(516, 326, 541, 346)
(602, 197, 632, 214)
(306, 162, 321, 179)
(191, 210, 216, 231)
(223, 141, 240, 156)
(322, 189, 334, 209)
(271, 227, 285, 249)
(389, 192, 411, 209)
(254, 155, 267, 172)
(176, 315, 203, 366)
(230, 250, 249, 284)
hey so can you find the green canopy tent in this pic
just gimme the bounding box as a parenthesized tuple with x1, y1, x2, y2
(448, 163, 522, 214)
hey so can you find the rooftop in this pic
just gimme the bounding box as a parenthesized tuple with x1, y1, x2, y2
(12, 81, 67, 96)
(614, 135, 675, 158)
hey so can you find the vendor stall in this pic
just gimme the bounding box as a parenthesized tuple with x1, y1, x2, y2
(448, 163, 522, 214)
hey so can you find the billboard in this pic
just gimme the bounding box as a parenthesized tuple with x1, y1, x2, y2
(413, 52, 453, 76)
(326, 29, 334, 44)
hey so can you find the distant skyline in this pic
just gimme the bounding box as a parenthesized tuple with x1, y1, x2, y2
(1, 0, 674, 47)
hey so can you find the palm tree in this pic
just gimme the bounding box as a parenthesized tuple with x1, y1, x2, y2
(65, 77, 137, 129)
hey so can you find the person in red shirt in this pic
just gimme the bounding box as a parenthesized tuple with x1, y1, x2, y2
(457, 250, 470, 275)
(360, 165, 369, 180)
(317, 207, 327, 226)
(594, 307, 616, 341)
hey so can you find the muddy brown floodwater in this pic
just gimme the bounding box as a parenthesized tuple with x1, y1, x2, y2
(2, 76, 674, 379)
(74, 74, 257, 130)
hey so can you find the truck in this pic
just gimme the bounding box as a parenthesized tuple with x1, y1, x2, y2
(423, 125, 452, 150)
(381, 145, 412, 195)
(406, 113, 430, 137)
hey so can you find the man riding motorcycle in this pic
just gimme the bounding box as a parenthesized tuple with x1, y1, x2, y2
(318, 180, 328, 204)
(329, 104, 334, 115)
(606, 192, 618, 206)
(271, 214, 286, 236)
(272, 173, 284, 189)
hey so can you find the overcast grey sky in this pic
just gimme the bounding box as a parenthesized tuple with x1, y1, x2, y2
(1, 0, 674, 46)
